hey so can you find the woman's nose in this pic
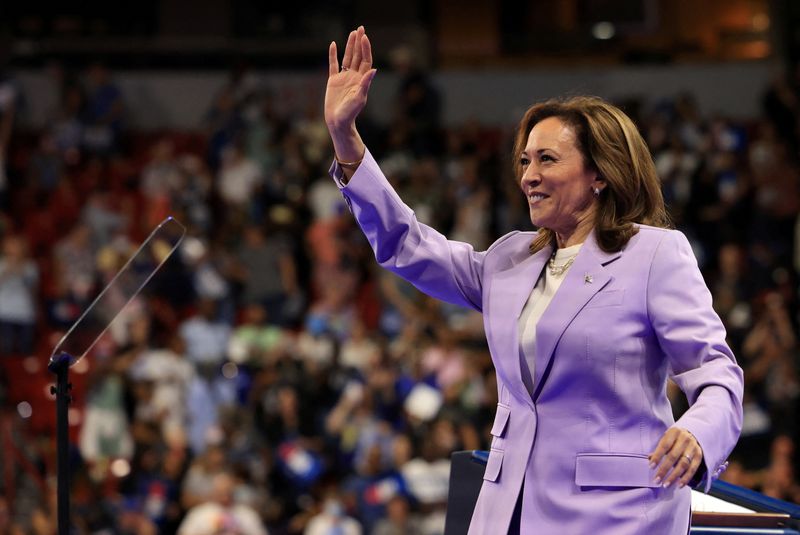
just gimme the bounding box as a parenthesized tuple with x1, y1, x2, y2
(521, 167, 541, 188)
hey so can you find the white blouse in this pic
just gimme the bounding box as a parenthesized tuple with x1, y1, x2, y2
(517, 243, 582, 395)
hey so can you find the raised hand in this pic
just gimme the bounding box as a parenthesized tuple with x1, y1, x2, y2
(325, 26, 376, 166)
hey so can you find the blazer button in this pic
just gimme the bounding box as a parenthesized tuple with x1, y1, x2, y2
(713, 462, 729, 478)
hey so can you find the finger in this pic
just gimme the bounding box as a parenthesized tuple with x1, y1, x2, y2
(659, 433, 694, 486)
(677, 449, 703, 488)
(328, 41, 339, 77)
(358, 69, 377, 97)
(657, 432, 690, 481)
(661, 444, 693, 487)
(359, 33, 373, 71)
(342, 30, 356, 69)
(649, 428, 678, 469)
(351, 26, 365, 70)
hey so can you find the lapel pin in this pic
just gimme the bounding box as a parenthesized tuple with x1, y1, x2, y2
(584, 273, 593, 284)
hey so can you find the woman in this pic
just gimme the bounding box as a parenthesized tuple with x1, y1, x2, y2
(324, 27, 744, 534)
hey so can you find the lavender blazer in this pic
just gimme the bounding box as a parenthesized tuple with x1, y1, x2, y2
(332, 149, 744, 534)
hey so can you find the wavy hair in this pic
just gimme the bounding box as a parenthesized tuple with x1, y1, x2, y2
(513, 96, 671, 254)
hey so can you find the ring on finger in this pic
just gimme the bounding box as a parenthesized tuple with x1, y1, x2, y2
(683, 454, 692, 463)
(341, 66, 349, 71)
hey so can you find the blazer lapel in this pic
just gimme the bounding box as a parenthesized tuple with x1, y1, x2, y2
(486, 245, 551, 408)
(532, 233, 621, 391)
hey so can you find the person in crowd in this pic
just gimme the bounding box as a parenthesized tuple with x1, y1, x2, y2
(0, 69, 16, 208)
(372, 495, 421, 535)
(179, 297, 232, 366)
(234, 223, 299, 326)
(0, 234, 38, 356)
(49, 82, 85, 166)
(178, 471, 268, 535)
(82, 62, 124, 156)
(323, 26, 743, 533)
(304, 493, 362, 535)
(218, 142, 263, 212)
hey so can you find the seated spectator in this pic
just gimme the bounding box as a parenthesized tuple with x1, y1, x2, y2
(180, 298, 232, 366)
(181, 444, 230, 509)
(257, 384, 319, 450)
(304, 495, 362, 535)
(399, 438, 450, 509)
(178, 472, 268, 535)
(372, 495, 422, 535)
(342, 443, 410, 534)
(121, 445, 182, 530)
(227, 303, 291, 366)
(295, 319, 337, 370)
(339, 319, 381, 374)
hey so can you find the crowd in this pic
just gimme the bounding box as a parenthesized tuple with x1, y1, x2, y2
(0, 59, 798, 534)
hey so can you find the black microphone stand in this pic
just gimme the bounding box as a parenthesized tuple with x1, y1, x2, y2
(48, 352, 75, 535)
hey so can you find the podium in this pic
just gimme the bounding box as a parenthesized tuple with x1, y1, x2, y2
(444, 451, 800, 535)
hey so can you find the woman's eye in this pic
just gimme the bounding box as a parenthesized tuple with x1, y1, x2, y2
(520, 157, 530, 166)
(540, 154, 554, 162)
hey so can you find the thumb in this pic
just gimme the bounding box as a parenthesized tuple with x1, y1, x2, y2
(358, 69, 377, 96)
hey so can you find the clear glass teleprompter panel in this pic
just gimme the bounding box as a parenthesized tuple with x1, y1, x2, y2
(49, 217, 186, 367)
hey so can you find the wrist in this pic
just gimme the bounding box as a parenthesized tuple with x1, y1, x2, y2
(326, 121, 358, 139)
(335, 153, 364, 166)
(330, 126, 365, 165)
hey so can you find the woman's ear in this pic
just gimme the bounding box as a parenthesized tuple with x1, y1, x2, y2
(595, 173, 607, 185)
(592, 175, 606, 196)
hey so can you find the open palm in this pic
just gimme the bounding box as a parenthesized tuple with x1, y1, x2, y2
(325, 26, 377, 131)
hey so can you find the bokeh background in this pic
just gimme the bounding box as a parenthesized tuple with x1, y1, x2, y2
(0, 0, 799, 533)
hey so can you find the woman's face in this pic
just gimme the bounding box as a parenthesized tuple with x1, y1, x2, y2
(519, 116, 601, 237)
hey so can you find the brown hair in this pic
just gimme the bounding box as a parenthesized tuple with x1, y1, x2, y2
(513, 96, 671, 253)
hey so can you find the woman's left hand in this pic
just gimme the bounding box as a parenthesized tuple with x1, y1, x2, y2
(649, 427, 704, 488)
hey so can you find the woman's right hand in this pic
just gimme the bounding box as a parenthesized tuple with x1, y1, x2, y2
(325, 26, 377, 163)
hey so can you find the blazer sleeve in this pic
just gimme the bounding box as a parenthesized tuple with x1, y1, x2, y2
(330, 147, 491, 312)
(646, 229, 744, 492)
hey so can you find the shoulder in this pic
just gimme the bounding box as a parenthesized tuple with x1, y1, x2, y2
(627, 224, 689, 253)
(485, 230, 537, 267)
(632, 224, 672, 241)
(487, 230, 537, 254)
(612, 226, 697, 276)
(629, 226, 700, 283)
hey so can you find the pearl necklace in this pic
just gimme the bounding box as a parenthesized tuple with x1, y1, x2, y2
(547, 254, 577, 276)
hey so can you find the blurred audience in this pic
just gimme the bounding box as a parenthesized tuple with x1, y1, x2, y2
(0, 58, 799, 535)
